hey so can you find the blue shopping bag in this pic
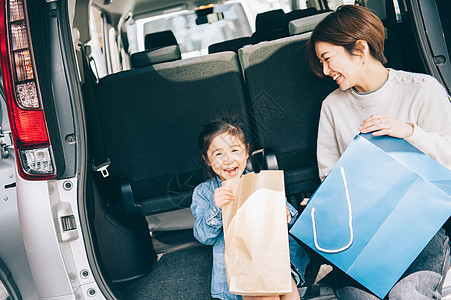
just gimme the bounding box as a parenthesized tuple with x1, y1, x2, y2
(290, 133, 451, 299)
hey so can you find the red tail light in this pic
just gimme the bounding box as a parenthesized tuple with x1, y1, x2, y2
(0, 0, 56, 179)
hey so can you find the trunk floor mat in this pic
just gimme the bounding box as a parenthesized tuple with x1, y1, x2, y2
(119, 230, 213, 299)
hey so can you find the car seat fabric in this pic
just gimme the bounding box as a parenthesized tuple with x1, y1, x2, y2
(130, 45, 182, 68)
(288, 11, 332, 36)
(238, 34, 337, 197)
(94, 52, 248, 215)
(144, 30, 178, 50)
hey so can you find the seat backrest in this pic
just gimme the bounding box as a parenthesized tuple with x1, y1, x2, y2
(208, 37, 252, 54)
(239, 33, 337, 196)
(251, 9, 289, 44)
(94, 52, 248, 215)
(144, 30, 178, 50)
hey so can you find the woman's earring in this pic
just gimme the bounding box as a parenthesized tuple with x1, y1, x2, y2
(362, 59, 366, 66)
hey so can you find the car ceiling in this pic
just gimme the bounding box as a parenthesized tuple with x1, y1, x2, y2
(91, 0, 226, 20)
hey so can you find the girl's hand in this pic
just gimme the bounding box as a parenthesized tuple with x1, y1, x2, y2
(359, 114, 414, 139)
(214, 186, 235, 208)
(286, 207, 291, 223)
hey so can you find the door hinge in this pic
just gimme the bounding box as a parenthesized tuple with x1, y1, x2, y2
(0, 129, 12, 158)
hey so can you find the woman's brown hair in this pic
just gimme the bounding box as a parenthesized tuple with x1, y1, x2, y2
(307, 5, 387, 77)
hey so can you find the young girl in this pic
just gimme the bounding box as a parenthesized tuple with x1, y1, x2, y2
(190, 115, 309, 300)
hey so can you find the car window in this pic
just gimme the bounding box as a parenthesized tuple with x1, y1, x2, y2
(131, 2, 252, 58)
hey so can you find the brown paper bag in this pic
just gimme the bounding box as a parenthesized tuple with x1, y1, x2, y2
(222, 170, 292, 296)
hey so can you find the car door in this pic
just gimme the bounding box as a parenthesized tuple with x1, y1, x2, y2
(384, 0, 451, 93)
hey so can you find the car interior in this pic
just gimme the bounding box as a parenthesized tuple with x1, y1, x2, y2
(66, 0, 451, 298)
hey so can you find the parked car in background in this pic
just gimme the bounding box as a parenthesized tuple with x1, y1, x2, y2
(0, 0, 449, 299)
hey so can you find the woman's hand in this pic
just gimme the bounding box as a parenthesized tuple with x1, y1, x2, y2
(286, 207, 291, 223)
(359, 114, 414, 139)
(214, 186, 235, 208)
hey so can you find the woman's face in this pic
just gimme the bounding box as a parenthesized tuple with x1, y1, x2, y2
(315, 41, 364, 91)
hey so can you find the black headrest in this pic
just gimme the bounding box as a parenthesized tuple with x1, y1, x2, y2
(144, 30, 178, 50)
(252, 9, 289, 44)
(255, 9, 286, 32)
(130, 45, 181, 68)
(208, 37, 252, 54)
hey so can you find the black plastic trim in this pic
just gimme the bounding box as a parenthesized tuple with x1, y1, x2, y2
(0, 257, 21, 300)
(25, 0, 66, 177)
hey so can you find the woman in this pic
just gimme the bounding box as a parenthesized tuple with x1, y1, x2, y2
(307, 5, 451, 299)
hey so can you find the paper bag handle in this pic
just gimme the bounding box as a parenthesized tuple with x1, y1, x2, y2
(311, 167, 354, 253)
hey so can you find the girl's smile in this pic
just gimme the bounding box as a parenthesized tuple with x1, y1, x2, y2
(224, 167, 239, 177)
(206, 132, 249, 181)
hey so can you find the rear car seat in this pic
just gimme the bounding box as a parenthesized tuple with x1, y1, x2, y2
(90, 51, 248, 282)
(239, 32, 336, 206)
(94, 52, 248, 217)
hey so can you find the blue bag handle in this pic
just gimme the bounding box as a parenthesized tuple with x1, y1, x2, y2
(312, 167, 354, 253)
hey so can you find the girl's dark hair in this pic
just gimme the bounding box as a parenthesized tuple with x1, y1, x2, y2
(307, 5, 387, 77)
(198, 115, 249, 166)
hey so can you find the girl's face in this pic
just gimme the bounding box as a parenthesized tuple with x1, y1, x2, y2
(315, 41, 365, 91)
(205, 132, 249, 181)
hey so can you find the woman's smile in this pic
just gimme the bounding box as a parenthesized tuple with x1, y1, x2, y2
(332, 73, 342, 84)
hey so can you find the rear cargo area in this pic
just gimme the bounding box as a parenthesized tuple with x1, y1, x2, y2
(119, 229, 212, 299)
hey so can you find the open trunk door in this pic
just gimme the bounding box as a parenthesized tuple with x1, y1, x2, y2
(386, 0, 451, 93)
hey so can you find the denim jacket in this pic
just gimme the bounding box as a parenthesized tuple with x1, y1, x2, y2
(191, 174, 309, 300)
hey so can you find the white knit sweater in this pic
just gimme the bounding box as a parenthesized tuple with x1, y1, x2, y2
(317, 68, 451, 180)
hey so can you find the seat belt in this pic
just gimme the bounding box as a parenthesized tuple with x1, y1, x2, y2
(80, 44, 111, 178)
(79, 45, 144, 217)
